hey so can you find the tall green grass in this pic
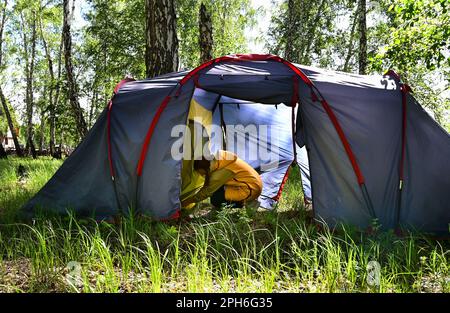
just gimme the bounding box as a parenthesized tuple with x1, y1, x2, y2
(0, 158, 448, 292)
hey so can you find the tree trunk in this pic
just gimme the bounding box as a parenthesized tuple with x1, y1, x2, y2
(343, 7, 358, 72)
(299, 0, 326, 64)
(29, 136, 37, 158)
(0, 86, 5, 158)
(284, 0, 295, 61)
(358, 0, 367, 74)
(38, 79, 46, 154)
(145, 0, 179, 78)
(21, 10, 37, 158)
(0, 0, 6, 67)
(0, 141, 6, 158)
(0, 0, 22, 157)
(38, 117, 45, 154)
(88, 88, 97, 128)
(199, 3, 213, 63)
(0, 88, 22, 156)
(51, 35, 63, 157)
(63, 0, 87, 139)
(39, 13, 56, 156)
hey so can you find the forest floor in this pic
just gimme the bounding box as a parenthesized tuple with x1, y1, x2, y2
(0, 157, 448, 293)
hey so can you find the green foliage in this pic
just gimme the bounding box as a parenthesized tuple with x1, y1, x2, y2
(266, 0, 350, 66)
(373, 0, 449, 72)
(267, 0, 449, 129)
(82, 0, 146, 118)
(177, 0, 257, 69)
(369, 0, 450, 129)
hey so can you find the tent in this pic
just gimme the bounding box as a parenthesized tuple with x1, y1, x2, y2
(23, 54, 450, 234)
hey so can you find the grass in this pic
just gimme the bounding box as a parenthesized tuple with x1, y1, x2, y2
(0, 157, 448, 293)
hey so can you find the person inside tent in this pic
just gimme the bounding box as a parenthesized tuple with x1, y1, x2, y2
(180, 150, 263, 209)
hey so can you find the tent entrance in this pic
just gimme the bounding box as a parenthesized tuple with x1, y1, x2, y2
(179, 87, 311, 210)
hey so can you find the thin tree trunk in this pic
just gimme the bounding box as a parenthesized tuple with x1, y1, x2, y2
(38, 85, 46, 154)
(199, 3, 213, 63)
(0, 0, 22, 156)
(0, 103, 5, 159)
(284, 0, 295, 61)
(343, 7, 358, 72)
(51, 35, 63, 157)
(0, 88, 22, 156)
(0, 141, 6, 158)
(48, 83, 56, 156)
(29, 135, 36, 158)
(0, 0, 6, 67)
(145, 0, 179, 78)
(28, 13, 37, 159)
(358, 0, 367, 74)
(20, 12, 30, 152)
(21, 10, 37, 158)
(299, 0, 326, 64)
(39, 13, 56, 156)
(88, 88, 97, 128)
(63, 0, 87, 138)
(38, 109, 45, 154)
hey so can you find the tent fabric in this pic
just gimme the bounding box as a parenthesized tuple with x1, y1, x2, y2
(22, 54, 450, 234)
(210, 96, 296, 209)
(179, 88, 300, 209)
(23, 109, 118, 218)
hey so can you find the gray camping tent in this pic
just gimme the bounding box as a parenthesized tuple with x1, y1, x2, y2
(23, 54, 450, 234)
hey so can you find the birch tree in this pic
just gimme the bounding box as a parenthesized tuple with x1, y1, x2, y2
(0, 0, 23, 156)
(198, 3, 213, 63)
(358, 0, 367, 74)
(17, 3, 38, 158)
(63, 0, 87, 138)
(145, 0, 179, 78)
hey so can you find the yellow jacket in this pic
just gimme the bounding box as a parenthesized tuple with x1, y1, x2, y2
(182, 150, 262, 206)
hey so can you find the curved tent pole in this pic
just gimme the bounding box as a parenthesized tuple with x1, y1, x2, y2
(385, 69, 412, 229)
(107, 78, 135, 179)
(309, 84, 376, 219)
(135, 54, 375, 220)
(134, 82, 195, 220)
(106, 77, 135, 216)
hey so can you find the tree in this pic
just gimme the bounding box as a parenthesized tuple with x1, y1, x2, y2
(83, 0, 146, 123)
(198, 3, 213, 63)
(63, 0, 87, 139)
(38, 1, 62, 156)
(0, 139, 5, 157)
(0, 102, 5, 157)
(343, 5, 359, 72)
(145, 0, 178, 78)
(369, 0, 449, 129)
(0, 90, 22, 155)
(284, 0, 295, 61)
(371, 0, 449, 74)
(267, 0, 340, 65)
(0, 0, 23, 156)
(358, 0, 367, 74)
(16, 2, 39, 158)
(178, 0, 256, 69)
